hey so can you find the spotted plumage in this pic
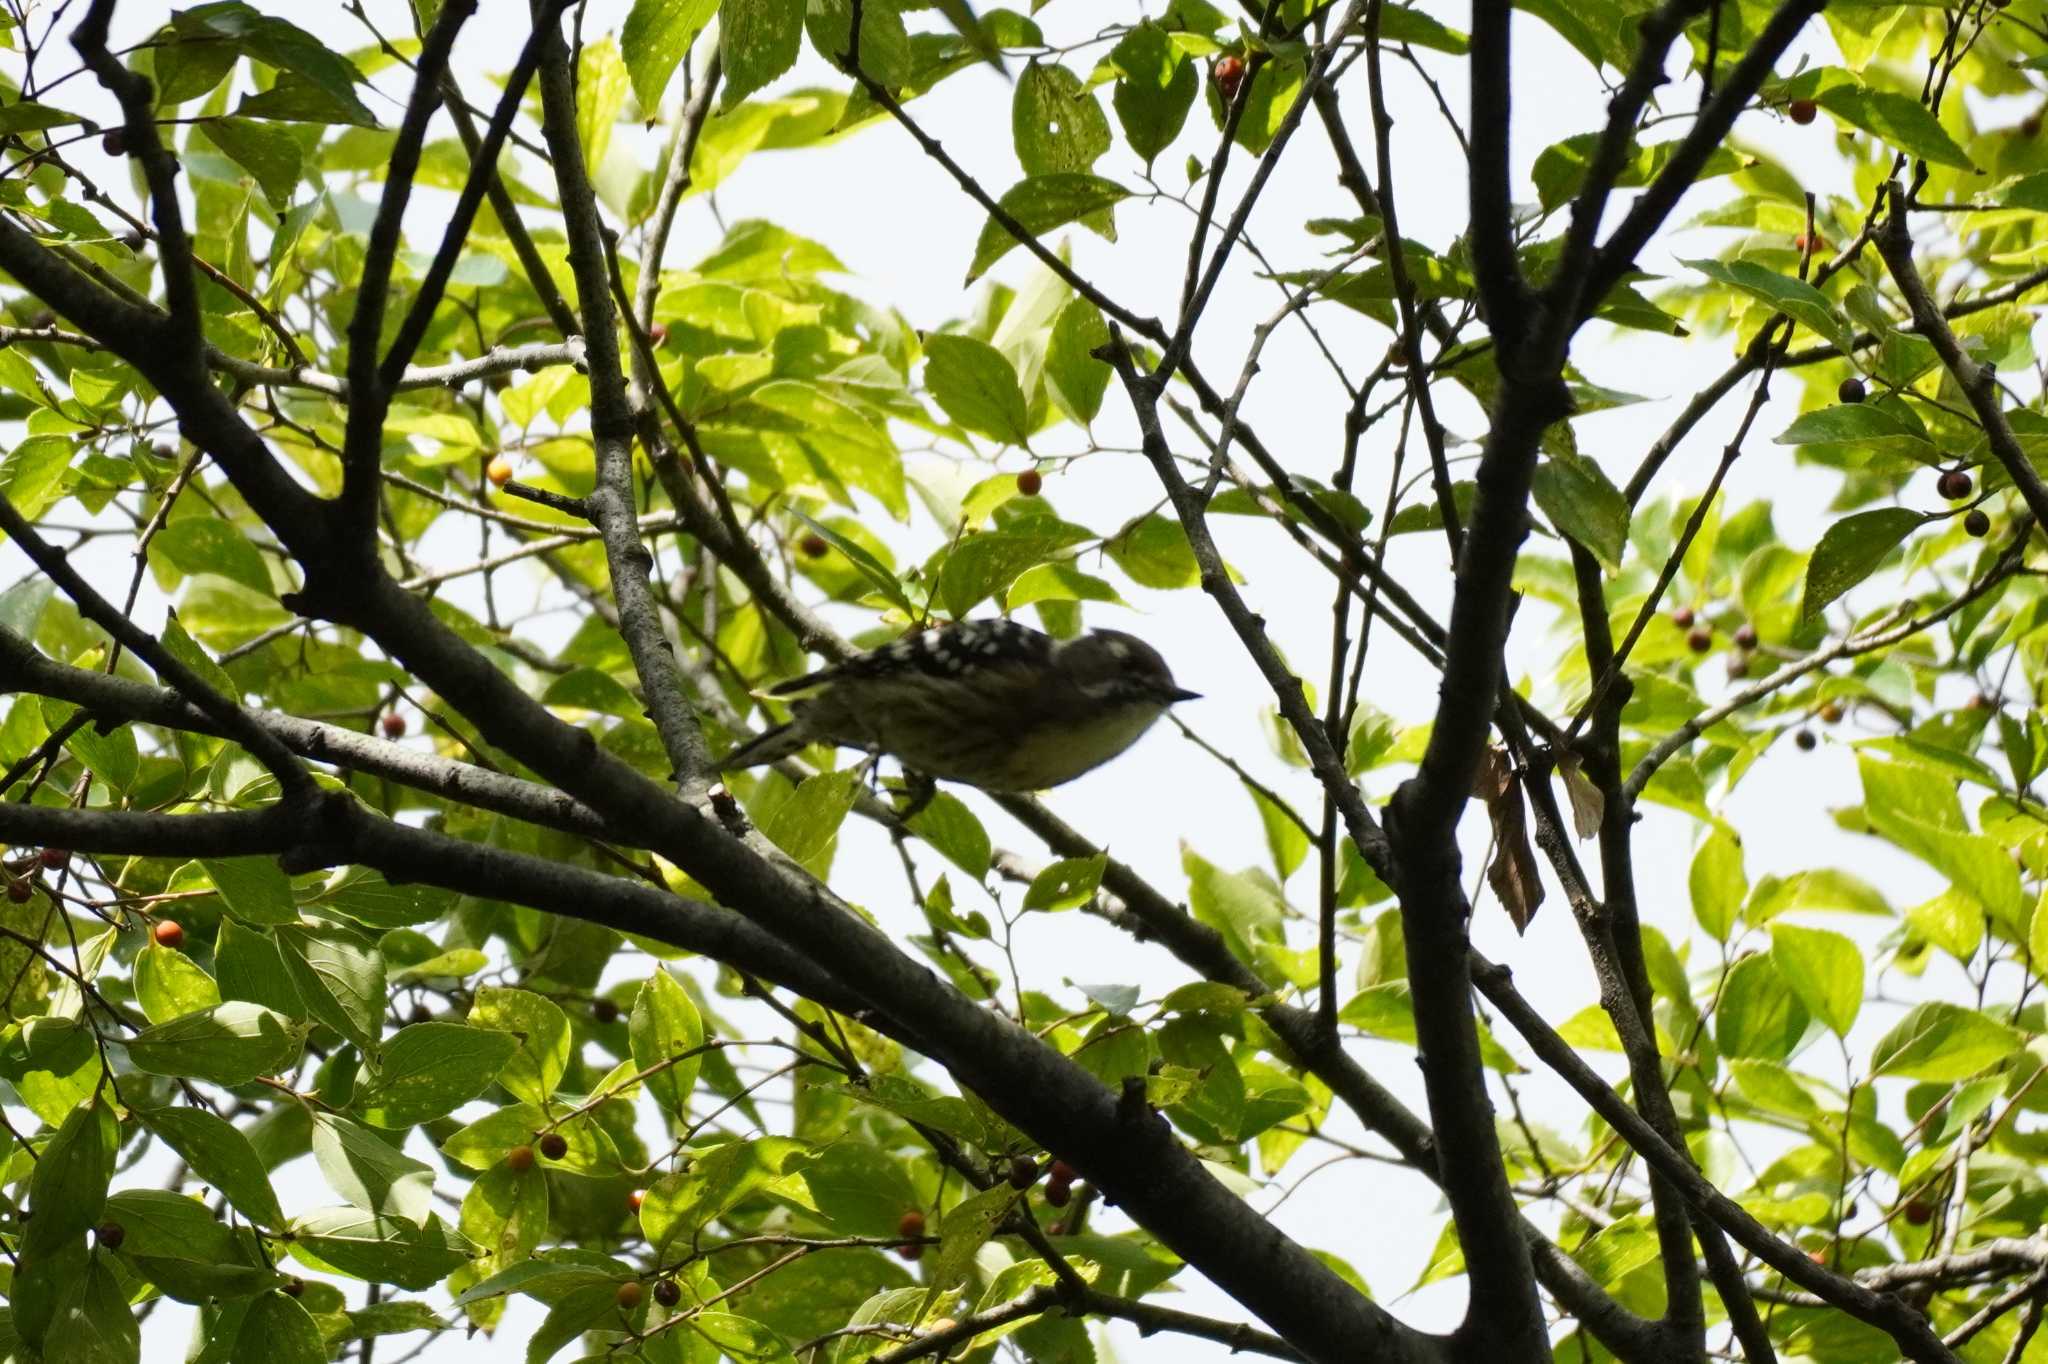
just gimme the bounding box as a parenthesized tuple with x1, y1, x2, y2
(720, 619, 1196, 791)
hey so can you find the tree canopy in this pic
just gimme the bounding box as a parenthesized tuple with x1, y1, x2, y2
(3, 0, 2048, 1362)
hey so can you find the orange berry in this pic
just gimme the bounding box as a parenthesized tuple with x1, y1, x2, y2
(380, 712, 406, 739)
(628, 1189, 644, 1212)
(153, 920, 185, 949)
(1213, 55, 1246, 102)
(486, 457, 513, 487)
(616, 1281, 643, 1309)
(898, 1209, 925, 1239)
(506, 1144, 535, 1172)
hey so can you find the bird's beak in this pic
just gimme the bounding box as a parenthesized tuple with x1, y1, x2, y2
(1168, 687, 1201, 703)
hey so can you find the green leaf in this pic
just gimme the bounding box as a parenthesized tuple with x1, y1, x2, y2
(936, 529, 1071, 616)
(200, 856, 298, 925)
(2, 435, 75, 520)
(1531, 455, 1630, 570)
(443, 1103, 621, 1176)
(277, 923, 384, 1053)
(930, 1182, 1021, 1289)
(790, 509, 918, 617)
(286, 1208, 475, 1290)
(1715, 953, 1809, 1061)
(1024, 854, 1107, 911)
(925, 334, 1032, 445)
(759, 768, 860, 878)
(1774, 402, 1935, 459)
(1801, 507, 1923, 619)
(45, 1254, 138, 1364)
(1108, 22, 1197, 164)
(630, 969, 706, 1122)
(312, 1111, 435, 1225)
(123, 1001, 301, 1085)
(470, 987, 571, 1106)
(905, 792, 992, 879)
(1683, 257, 1851, 353)
(233, 1290, 327, 1364)
(202, 117, 302, 210)
(1817, 86, 1975, 170)
(134, 942, 222, 1024)
(1106, 514, 1200, 589)
(171, 3, 375, 127)
(25, 1099, 115, 1257)
(1769, 923, 1862, 1036)
(807, 0, 912, 87)
(1044, 295, 1112, 425)
(720, 0, 806, 109)
(1689, 828, 1746, 940)
(967, 175, 1130, 282)
(138, 1106, 285, 1228)
(622, 0, 719, 109)
(1872, 1002, 2024, 1081)
(1013, 63, 1110, 175)
(355, 1022, 518, 1129)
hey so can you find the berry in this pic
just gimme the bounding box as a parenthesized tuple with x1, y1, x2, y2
(1733, 622, 1758, 649)
(593, 999, 620, 1024)
(800, 533, 830, 559)
(283, 1277, 304, 1297)
(95, 1220, 125, 1249)
(1966, 509, 1992, 537)
(409, 1003, 431, 1024)
(1809, 1249, 1828, 1264)
(1008, 1156, 1038, 1189)
(1045, 1179, 1072, 1208)
(1938, 469, 1973, 500)
(38, 848, 68, 870)
(896, 1243, 925, 1262)
(1213, 55, 1246, 102)
(380, 712, 406, 739)
(616, 1281, 644, 1310)
(1016, 469, 1043, 497)
(1049, 1160, 1077, 1185)
(654, 1279, 681, 1307)
(506, 1144, 536, 1172)
(628, 1189, 644, 1212)
(647, 323, 669, 345)
(1795, 729, 1816, 751)
(1728, 653, 1750, 680)
(539, 1132, 568, 1160)
(1686, 625, 1713, 654)
(1838, 377, 1866, 404)
(1793, 232, 1828, 255)
(486, 457, 513, 487)
(1789, 98, 1818, 125)
(1670, 606, 1695, 629)
(897, 1209, 926, 1240)
(101, 128, 127, 156)
(1821, 702, 1845, 724)
(1904, 1198, 1933, 1225)
(153, 920, 185, 949)
(2025, 114, 2044, 138)
(122, 232, 146, 253)
(4, 879, 26, 903)
(1970, 691, 1994, 711)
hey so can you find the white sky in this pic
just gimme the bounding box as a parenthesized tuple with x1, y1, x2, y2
(0, 0, 1997, 1360)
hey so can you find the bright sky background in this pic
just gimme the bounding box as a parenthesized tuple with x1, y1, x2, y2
(1, 0, 1992, 1360)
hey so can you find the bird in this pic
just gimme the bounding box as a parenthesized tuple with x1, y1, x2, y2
(719, 619, 1198, 792)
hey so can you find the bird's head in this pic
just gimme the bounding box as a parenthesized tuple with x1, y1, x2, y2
(1057, 629, 1199, 707)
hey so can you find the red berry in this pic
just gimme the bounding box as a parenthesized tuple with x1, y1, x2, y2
(539, 1132, 568, 1160)
(380, 712, 406, 739)
(1045, 1179, 1072, 1208)
(1670, 606, 1695, 629)
(1213, 55, 1246, 102)
(1733, 622, 1758, 649)
(1965, 509, 1991, 537)
(1016, 469, 1043, 497)
(506, 1144, 535, 1172)
(1838, 377, 1866, 404)
(1938, 469, 1973, 500)
(153, 920, 185, 949)
(409, 1003, 432, 1025)
(1048, 1160, 1077, 1184)
(898, 1209, 925, 1240)
(38, 848, 68, 870)
(628, 1189, 644, 1212)
(95, 1220, 125, 1249)
(654, 1279, 681, 1307)
(1789, 98, 1818, 125)
(616, 1281, 643, 1310)
(1904, 1198, 1933, 1225)
(800, 534, 830, 559)
(1686, 625, 1713, 654)
(486, 456, 513, 487)
(6, 879, 30, 903)
(896, 1243, 924, 1261)
(1793, 232, 1828, 255)
(647, 323, 669, 345)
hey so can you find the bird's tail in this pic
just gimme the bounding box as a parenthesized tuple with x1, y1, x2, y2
(719, 721, 810, 772)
